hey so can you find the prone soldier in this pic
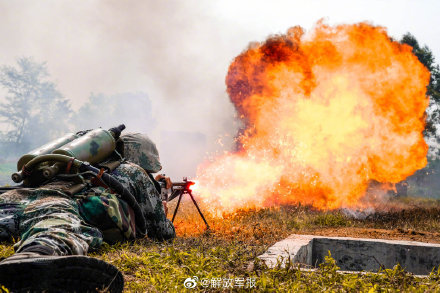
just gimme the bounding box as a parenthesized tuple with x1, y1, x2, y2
(0, 129, 175, 292)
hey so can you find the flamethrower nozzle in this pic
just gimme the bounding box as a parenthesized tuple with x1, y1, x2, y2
(108, 124, 126, 140)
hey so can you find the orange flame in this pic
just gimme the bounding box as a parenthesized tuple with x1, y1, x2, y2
(196, 22, 430, 212)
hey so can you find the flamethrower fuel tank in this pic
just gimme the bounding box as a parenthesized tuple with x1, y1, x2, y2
(16, 133, 79, 171)
(52, 129, 116, 164)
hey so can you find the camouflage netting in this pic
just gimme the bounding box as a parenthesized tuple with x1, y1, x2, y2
(120, 133, 162, 173)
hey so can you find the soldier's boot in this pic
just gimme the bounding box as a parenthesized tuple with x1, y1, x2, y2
(0, 245, 124, 292)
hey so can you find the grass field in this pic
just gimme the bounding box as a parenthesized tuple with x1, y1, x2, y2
(2, 197, 440, 292)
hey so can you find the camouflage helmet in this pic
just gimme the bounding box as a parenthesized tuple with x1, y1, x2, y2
(120, 133, 162, 173)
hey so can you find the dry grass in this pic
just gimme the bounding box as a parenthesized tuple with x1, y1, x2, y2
(2, 196, 440, 291)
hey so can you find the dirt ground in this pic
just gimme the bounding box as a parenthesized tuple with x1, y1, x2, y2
(305, 227, 440, 243)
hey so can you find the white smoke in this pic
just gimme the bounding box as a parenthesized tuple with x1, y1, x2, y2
(0, 0, 439, 180)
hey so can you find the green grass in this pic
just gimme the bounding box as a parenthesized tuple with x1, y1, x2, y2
(3, 197, 440, 292)
(309, 212, 352, 227)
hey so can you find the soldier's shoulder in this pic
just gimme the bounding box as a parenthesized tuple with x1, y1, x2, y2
(119, 161, 145, 172)
(113, 162, 150, 180)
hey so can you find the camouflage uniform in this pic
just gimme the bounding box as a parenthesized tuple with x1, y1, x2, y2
(0, 133, 175, 256)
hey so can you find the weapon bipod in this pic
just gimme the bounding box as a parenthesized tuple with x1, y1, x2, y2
(168, 179, 210, 230)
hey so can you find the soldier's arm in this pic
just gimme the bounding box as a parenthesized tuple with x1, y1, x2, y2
(111, 163, 176, 240)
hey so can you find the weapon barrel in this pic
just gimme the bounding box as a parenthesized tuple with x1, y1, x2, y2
(172, 182, 189, 187)
(172, 180, 195, 187)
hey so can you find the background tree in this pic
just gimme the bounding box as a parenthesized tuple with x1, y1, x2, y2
(400, 33, 440, 197)
(0, 57, 71, 158)
(401, 33, 440, 140)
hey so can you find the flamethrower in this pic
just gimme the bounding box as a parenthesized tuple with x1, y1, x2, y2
(159, 177, 210, 230)
(2, 124, 148, 235)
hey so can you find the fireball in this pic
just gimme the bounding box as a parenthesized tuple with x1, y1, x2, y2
(196, 22, 430, 211)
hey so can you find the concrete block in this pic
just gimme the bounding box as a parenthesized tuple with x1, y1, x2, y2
(258, 234, 440, 275)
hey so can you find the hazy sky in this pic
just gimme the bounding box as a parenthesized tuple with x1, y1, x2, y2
(0, 0, 439, 151)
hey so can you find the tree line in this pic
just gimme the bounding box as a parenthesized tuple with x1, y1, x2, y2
(0, 58, 154, 160)
(399, 33, 440, 196)
(401, 33, 440, 143)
